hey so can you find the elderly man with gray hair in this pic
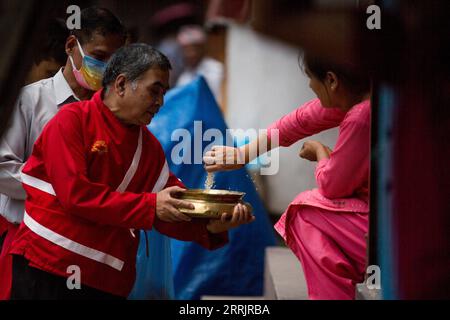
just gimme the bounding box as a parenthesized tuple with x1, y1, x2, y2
(7, 44, 254, 300)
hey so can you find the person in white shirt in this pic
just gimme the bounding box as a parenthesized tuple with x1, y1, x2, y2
(0, 7, 126, 299)
(176, 25, 224, 102)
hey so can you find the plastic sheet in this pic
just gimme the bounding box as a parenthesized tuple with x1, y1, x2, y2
(148, 77, 276, 299)
(128, 230, 174, 300)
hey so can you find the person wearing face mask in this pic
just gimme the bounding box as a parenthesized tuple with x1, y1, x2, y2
(5, 44, 254, 299)
(0, 7, 126, 299)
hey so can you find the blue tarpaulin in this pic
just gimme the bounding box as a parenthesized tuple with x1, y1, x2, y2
(128, 229, 174, 300)
(130, 76, 275, 300)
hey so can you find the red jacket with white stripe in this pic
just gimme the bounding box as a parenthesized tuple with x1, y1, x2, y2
(9, 90, 228, 297)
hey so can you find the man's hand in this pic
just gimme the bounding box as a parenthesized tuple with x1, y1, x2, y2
(156, 186, 194, 222)
(203, 146, 245, 172)
(206, 203, 255, 234)
(299, 140, 332, 162)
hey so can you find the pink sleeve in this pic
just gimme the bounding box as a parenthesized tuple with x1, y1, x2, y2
(267, 98, 346, 147)
(315, 118, 370, 199)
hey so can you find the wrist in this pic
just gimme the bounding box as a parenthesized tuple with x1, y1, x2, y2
(315, 144, 330, 161)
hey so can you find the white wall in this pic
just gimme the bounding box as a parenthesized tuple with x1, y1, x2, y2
(226, 23, 339, 214)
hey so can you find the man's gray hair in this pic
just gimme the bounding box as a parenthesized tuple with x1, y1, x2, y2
(102, 43, 171, 88)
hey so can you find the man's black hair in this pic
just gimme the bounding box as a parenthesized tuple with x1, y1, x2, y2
(70, 7, 126, 45)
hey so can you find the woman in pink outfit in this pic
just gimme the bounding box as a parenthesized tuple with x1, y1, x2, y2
(204, 54, 371, 299)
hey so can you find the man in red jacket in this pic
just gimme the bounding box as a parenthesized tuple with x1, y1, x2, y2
(8, 44, 254, 299)
(0, 7, 127, 299)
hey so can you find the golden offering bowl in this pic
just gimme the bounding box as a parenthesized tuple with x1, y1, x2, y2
(173, 189, 253, 219)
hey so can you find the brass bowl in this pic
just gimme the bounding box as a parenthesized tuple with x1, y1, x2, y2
(173, 189, 252, 219)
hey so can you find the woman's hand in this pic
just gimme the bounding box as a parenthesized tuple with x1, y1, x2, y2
(299, 140, 332, 162)
(206, 203, 255, 234)
(203, 146, 246, 172)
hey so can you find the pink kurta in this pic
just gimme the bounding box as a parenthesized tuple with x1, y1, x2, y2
(267, 98, 370, 300)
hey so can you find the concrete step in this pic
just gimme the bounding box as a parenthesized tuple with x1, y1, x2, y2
(264, 246, 308, 300)
(355, 283, 382, 300)
(201, 246, 308, 300)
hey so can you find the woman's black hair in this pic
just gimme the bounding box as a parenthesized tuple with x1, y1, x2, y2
(302, 53, 371, 95)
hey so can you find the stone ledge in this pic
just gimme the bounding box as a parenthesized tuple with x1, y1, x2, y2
(264, 246, 308, 300)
